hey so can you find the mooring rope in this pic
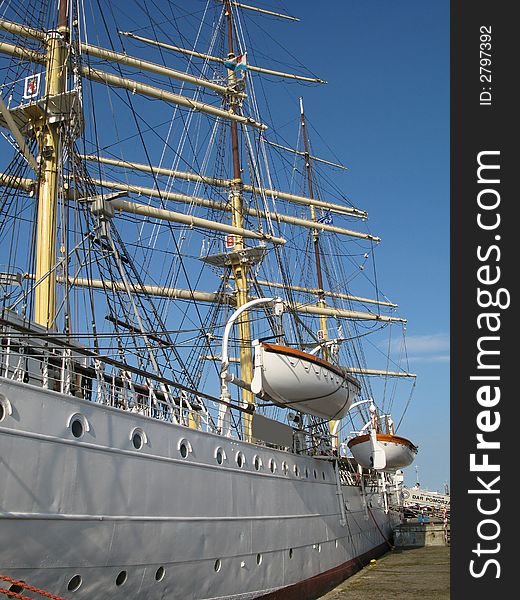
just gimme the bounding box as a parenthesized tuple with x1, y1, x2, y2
(367, 506, 395, 550)
(0, 576, 66, 600)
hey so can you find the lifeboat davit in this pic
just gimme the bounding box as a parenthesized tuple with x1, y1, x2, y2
(347, 431, 418, 471)
(251, 341, 361, 420)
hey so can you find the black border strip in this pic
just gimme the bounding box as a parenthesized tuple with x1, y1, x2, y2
(451, 2, 514, 597)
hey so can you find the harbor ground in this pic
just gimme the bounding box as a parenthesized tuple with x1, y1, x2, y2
(319, 545, 450, 599)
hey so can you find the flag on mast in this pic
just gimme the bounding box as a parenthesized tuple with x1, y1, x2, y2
(317, 212, 333, 225)
(224, 53, 247, 72)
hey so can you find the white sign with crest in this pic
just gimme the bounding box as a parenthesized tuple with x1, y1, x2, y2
(23, 73, 41, 100)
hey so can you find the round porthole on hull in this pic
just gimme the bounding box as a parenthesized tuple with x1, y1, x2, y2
(67, 575, 82, 592)
(8, 582, 25, 594)
(215, 447, 227, 465)
(178, 438, 192, 458)
(67, 413, 89, 439)
(236, 452, 245, 468)
(129, 427, 147, 450)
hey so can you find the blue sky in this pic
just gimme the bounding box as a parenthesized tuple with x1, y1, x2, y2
(270, 0, 450, 491)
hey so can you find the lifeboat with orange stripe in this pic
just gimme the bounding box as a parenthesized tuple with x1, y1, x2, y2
(347, 432, 418, 471)
(251, 341, 361, 420)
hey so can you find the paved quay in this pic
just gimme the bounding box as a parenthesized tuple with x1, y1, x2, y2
(319, 545, 450, 600)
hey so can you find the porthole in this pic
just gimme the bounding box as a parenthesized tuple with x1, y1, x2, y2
(314, 543, 321, 552)
(281, 461, 288, 475)
(132, 432, 143, 449)
(0, 394, 12, 422)
(178, 438, 192, 459)
(256, 553, 262, 565)
(294, 464, 300, 477)
(67, 413, 89, 438)
(8, 583, 24, 594)
(71, 419, 84, 438)
(155, 566, 165, 582)
(289, 548, 293, 559)
(322, 471, 326, 480)
(305, 467, 309, 479)
(313, 469, 317, 479)
(214, 559, 221, 572)
(253, 455, 262, 471)
(67, 575, 82, 592)
(116, 571, 127, 586)
(269, 459, 276, 474)
(236, 451, 245, 468)
(130, 427, 147, 450)
(215, 447, 226, 465)
(335, 539, 339, 548)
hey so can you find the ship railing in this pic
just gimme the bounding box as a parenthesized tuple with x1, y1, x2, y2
(336, 457, 360, 486)
(0, 321, 214, 432)
(329, 456, 393, 488)
(403, 503, 451, 523)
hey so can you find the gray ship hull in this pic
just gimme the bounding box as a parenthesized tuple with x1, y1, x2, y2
(0, 376, 399, 599)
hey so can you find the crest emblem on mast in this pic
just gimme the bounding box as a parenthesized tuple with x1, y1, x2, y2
(23, 73, 41, 99)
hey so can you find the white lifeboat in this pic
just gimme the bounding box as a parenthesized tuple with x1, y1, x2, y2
(251, 341, 361, 420)
(347, 431, 418, 471)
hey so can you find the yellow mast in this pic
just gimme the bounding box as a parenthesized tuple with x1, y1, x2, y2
(34, 0, 68, 329)
(225, 0, 255, 442)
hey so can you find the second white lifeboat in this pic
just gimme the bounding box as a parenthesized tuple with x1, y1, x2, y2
(347, 431, 418, 471)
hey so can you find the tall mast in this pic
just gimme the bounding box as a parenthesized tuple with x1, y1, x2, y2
(300, 97, 338, 446)
(225, 0, 255, 441)
(300, 98, 326, 305)
(300, 97, 328, 346)
(34, 0, 68, 328)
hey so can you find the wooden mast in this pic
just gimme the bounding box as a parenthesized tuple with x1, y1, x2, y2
(299, 97, 338, 446)
(34, 0, 68, 329)
(225, 0, 255, 442)
(300, 97, 329, 347)
(300, 99, 326, 312)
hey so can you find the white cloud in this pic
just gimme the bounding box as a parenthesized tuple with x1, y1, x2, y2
(407, 353, 450, 363)
(404, 333, 450, 354)
(382, 333, 450, 362)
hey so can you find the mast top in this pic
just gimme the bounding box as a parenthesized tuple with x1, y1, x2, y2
(58, 0, 68, 29)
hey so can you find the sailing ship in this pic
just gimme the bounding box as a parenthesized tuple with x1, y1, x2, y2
(0, 1, 418, 598)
